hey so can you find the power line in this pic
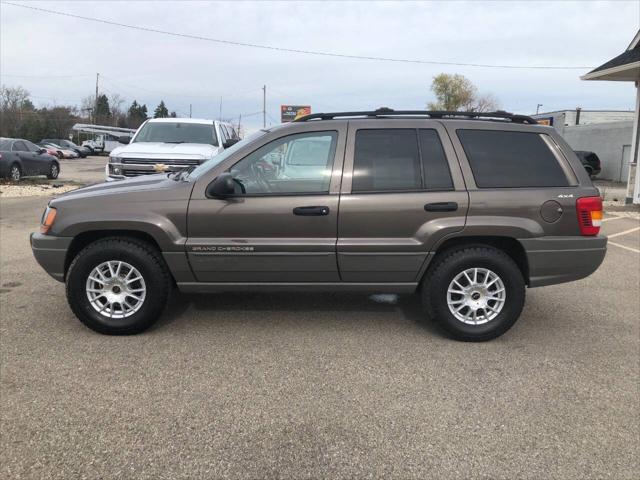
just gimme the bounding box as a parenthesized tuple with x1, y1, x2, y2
(101, 75, 259, 101)
(2, 1, 594, 70)
(0, 73, 93, 79)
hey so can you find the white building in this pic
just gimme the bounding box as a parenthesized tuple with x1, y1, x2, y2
(532, 109, 634, 134)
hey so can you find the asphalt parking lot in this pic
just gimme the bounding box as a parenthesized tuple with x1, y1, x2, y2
(1, 157, 639, 479)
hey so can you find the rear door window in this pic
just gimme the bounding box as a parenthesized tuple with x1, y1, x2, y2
(352, 129, 453, 192)
(352, 129, 422, 192)
(419, 129, 453, 190)
(457, 129, 569, 188)
(12, 141, 27, 152)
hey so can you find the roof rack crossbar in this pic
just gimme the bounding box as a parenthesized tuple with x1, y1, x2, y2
(293, 108, 537, 124)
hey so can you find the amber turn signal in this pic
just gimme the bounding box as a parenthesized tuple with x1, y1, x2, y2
(40, 207, 57, 234)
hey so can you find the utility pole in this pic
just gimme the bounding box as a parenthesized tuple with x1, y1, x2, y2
(219, 96, 222, 121)
(189, 104, 192, 118)
(94, 73, 99, 124)
(237, 114, 242, 133)
(262, 85, 266, 128)
(536, 103, 543, 115)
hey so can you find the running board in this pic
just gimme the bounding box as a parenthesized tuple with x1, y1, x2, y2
(177, 282, 418, 294)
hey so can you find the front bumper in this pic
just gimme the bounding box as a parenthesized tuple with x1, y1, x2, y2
(30, 232, 73, 282)
(520, 235, 607, 287)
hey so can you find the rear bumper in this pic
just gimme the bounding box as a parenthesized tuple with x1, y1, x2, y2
(30, 232, 73, 282)
(520, 235, 607, 287)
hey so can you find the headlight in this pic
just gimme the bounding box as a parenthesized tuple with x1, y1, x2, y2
(108, 156, 121, 163)
(40, 206, 57, 234)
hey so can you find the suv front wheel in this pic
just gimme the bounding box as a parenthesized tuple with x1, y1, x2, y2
(66, 238, 172, 334)
(422, 246, 525, 341)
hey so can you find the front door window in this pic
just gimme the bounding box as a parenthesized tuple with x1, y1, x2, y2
(229, 131, 338, 195)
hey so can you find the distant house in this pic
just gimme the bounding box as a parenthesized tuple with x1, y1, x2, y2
(581, 29, 640, 204)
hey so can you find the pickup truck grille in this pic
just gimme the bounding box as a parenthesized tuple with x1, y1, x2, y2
(122, 170, 159, 177)
(120, 158, 201, 166)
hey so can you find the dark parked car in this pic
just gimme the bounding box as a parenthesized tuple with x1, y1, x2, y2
(41, 139, 90, 158)
(0, 138, 60, 181)
(31, 109, 606, 340)
(574, 150, 601, 177)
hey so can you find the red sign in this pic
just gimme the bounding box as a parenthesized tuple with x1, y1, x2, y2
(281, 105, 311, 122)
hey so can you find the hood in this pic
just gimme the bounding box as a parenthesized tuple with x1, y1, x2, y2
(51, 174, 182, 205)
(110, 142, 222, 160)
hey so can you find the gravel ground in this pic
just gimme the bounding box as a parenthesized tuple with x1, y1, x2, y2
(0, 158, 638, 479)
(0, 183, 79, 198)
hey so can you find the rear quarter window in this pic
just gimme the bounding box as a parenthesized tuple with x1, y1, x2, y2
(457, 129, 570, 188)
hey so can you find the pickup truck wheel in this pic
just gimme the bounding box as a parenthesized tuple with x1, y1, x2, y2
(66, 238, 171, 335)
(422, 246, 525, 341)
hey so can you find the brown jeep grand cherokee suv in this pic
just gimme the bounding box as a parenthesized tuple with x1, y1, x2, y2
(31, 109, 606, 341)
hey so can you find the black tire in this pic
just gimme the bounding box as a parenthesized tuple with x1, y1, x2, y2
(8, 163, 21, 182)
(66, 237, 172, 335)
(421, 246, 525, 341)
(47, 162, 60, 179)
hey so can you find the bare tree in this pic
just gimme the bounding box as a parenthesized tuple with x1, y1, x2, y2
(0, 85, 31, 137)
(109, 93, 126, 126)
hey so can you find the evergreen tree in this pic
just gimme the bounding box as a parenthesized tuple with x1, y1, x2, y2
(95, 94, 111, 123)
(127, 100, 148, 128)
(154, 100, 169, 118)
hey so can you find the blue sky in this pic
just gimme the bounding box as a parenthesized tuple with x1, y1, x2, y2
(1, 0, 638, 132)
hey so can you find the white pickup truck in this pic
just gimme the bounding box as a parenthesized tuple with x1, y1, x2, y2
(106, 118, 240, 180)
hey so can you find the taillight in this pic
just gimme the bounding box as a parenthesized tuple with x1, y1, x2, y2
(576, 196, 603, 236)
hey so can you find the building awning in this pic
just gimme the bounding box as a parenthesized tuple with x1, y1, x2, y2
(582, 30, 640, 81)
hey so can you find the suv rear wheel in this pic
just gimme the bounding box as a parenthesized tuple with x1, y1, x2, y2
(422, 246, 525, 341)
(66, 238, 171, 334)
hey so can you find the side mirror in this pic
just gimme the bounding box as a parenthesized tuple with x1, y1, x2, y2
(206, 173, 238, 198)
(39, 148, 46, 154)
(223, 138, 239, 149)
(118, 136, 131, 145)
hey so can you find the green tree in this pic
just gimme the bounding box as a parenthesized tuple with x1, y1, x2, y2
(127, 100, 148, 128)
(95, 94, 111, 124)
(154, 100, 169, 118)
(427, 73, 498, 112)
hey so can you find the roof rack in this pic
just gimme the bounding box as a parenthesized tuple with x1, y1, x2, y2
(293, 108, 538, 125)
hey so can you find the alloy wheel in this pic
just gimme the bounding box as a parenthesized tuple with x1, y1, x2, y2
(447, 268, 506, 325)
(85, 260, 146, 319)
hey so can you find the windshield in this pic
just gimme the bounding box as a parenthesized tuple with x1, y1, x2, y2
(60, 140, 77, 148)
(188, 130, 267, 179)
(133, 122, 218, 146)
